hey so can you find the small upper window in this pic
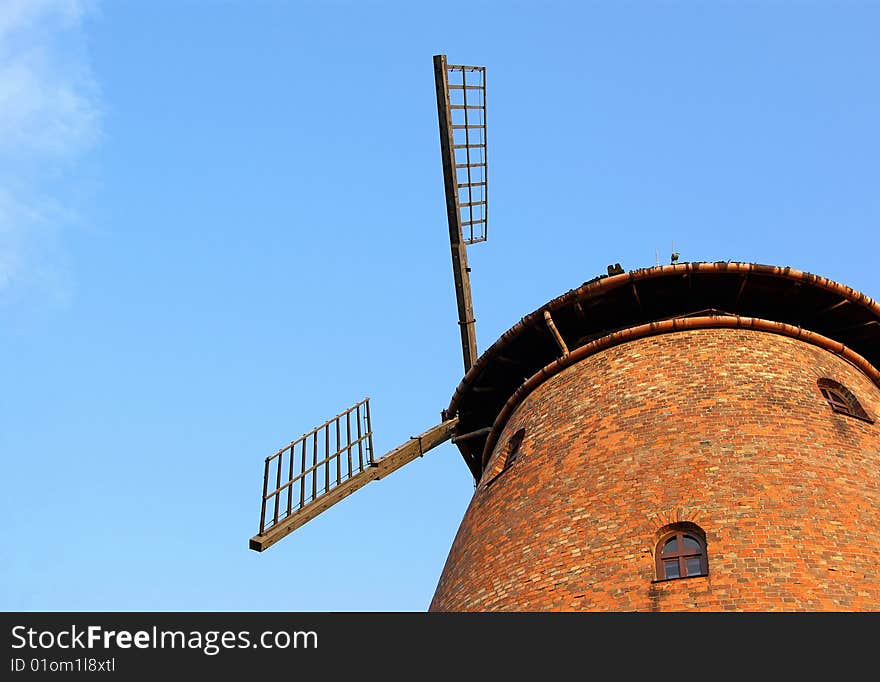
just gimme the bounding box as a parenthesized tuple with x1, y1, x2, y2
(817, 379, 874, 423)
(502, 428, 526, 471)
(480, 428, 526, 490)
(655, 525, 708, 581)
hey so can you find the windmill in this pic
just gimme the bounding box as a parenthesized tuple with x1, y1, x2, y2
(248, 55, 489, 552)
(245, 55, 880, 615)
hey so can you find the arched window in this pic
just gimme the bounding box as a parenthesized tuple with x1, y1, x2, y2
(480, 428, 526, 490)
(655, 525, 708, 581)
(817, 379, 874, 423)
(502, 428, 525, 471)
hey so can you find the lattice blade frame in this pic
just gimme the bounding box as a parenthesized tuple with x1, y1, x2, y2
(257, 398, 374, 537)
(445, 62, 488, 244)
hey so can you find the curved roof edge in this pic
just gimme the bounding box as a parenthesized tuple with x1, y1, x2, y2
(446, 261, 880, 480)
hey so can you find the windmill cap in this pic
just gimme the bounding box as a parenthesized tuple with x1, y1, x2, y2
(446, 261, 880, 479)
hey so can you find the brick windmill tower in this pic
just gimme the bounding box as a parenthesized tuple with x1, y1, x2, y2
(248, 56, 880, 611)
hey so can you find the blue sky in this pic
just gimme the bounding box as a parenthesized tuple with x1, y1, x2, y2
(2, 0, 878, 611)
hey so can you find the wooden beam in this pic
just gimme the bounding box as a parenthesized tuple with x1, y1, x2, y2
(734, 274, 748, 306)
(543, 310, 569, 357)
(434, 54, 478, 373)
(451, 426, 492, 444)
(374, 418, 459, 479)
(249, 468, 379, 552)
(631, 283, 643, 312)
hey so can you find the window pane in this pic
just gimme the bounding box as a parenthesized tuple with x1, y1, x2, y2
(664, 560, 680, 579)
(686, 557, 703, 576)
(823, 389, 849, 410)
(682, 535, 702, 552)
(662, 538, 678, 555)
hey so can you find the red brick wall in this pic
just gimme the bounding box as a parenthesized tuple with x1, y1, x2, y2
(430, 328, 880, 611)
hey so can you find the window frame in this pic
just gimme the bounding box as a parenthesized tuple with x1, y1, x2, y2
(817, 379, 874, 424)
(820, 387, 853, 415)
(480, 428, 526, 490)
(501, 428, 526, 471)
(654, 528, 709, 582)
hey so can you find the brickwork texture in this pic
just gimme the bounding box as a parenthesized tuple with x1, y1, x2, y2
(430, 328, 880, 611)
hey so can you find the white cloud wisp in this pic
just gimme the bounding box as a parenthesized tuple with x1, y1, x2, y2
(0, 0, 100, 304)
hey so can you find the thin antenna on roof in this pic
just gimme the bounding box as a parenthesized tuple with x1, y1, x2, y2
(655, 248, 660, 267)
(671, 241, 680, 264)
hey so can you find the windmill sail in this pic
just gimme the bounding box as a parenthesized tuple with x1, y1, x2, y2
(249, 397, 457, 551)
(434, 55, 488, 373)
(248, 55, 487, 553)
(443, 61, 488, 245)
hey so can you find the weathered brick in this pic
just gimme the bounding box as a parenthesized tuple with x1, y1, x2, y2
(430, 329, 880, 611)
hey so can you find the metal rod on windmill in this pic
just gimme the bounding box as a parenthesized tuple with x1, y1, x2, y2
(433, 54, 488, 373)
